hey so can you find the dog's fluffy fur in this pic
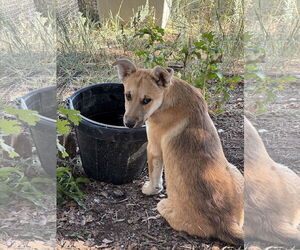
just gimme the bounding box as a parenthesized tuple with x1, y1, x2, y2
(113, 60, 244, 245)
(244, 117, 300, 247)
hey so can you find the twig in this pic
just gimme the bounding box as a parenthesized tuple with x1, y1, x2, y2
(142, 233, 159, 242)
(146, 211, 150, 230)
(172, 243, 178, 250)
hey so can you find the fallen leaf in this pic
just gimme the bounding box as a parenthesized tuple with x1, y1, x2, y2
(247, 246, 262, 250)
(127, 243, 138, 250)
(102, 238, 113, 244)
(0, 243, 8, 250)
(73, 241, 89, 249)
(100, 191, 109, 198)
(93, 243, 108, 248)
(27, 241, 52, 250)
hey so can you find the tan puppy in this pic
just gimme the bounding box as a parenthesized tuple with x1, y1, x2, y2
(113, 59, 244, 245)
(244, 117, 300, 247)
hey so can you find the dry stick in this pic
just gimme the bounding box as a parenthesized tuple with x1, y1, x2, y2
(142, 233, 160, 242)
(145, 211, 150, 230)
(116, 198, 128, 203)
(171, 243, 178, 250)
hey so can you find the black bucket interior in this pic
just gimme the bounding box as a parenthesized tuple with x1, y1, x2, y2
(71, 83, 125, 127)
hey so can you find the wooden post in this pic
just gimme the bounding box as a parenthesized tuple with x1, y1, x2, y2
(96, 0, 172, 28)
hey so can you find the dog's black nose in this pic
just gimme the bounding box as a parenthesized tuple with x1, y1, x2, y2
(125, 120, 135, 128)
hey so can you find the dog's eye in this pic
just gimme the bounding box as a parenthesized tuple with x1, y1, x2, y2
(125, 93, 132, 101)
(141, 97, 152, 105)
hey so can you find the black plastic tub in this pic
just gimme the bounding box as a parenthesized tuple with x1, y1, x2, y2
(19, 86, 57, 178)
(68, 83, 147, 184)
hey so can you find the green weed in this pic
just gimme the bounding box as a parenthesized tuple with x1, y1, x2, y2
(57, 167, 89, 207)
(0, 167, 53, 208)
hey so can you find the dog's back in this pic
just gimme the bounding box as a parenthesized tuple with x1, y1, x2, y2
(244, 117, 300, 247)
(153, 77, 244, 245)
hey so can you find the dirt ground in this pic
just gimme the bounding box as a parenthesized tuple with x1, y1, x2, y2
(247, 80, 300, 174)
(56, 83, 244, 250)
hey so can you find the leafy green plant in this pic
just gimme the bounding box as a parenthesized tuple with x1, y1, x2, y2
(0, 105, 54, 208)
(0, 106, 39, 158)
(178, 32, 242, 112)
(0, 105, 53, 208)
(57, 105, 81, 158)
(245, 46, 297, 113)
(134, 23, 168, 67)
(134, 28, 240, 112)
(57, 167, 89, 207)
(56, 106, 89, 207)
(0, 167, 53, 208)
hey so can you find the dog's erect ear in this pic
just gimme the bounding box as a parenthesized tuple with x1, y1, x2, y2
(112, 59, 137, 81)
(153, 66, 174, 87)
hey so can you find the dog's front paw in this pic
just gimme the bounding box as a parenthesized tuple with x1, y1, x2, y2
(142, 181, 162, 195)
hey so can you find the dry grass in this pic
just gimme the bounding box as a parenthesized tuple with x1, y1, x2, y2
(56, 0, 245, 100)
(0, 13, 56, 104)
(1, 0, 298, 105)
(245, 0, 300, 74)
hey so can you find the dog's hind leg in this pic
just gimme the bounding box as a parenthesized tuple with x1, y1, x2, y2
(142, 151, 163, 195)
(219, 222, 244, 246)
(157, 199, 211, 238)
(157, 199, 187, 232)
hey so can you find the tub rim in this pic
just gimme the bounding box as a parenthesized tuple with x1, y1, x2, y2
(68, 82, 146, 131)
(18, 86, 57, 124)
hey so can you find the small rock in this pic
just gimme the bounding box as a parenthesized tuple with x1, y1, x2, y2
(258, 129, 268, 133)
(113, 189, 125, 198)
(211, 246, 220, 250)
(93, 198, 100, 203)
(247, 246, 262, 250)
(85, 239, 95, 246)
(81, 217, 86, 226)
(102, 238, 113, 244)
(159, 194, 166, 198)
(289, 98, 297, 101)
(217, 129, 224, 133)
(5, 241, 13, 247)
(127, 217, 139, 224)
(237, 98, 243, 102)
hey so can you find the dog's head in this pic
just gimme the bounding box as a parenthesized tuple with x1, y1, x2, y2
(113, 59, 174, 128)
